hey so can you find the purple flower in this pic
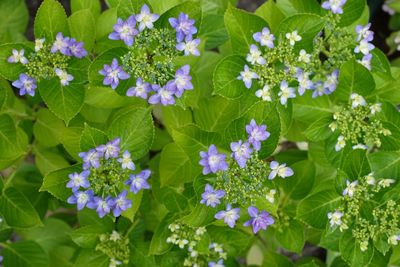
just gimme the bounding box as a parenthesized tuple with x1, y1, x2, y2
(148, 84, 175, 105)
(323, 69, 339, 93)
(199, 145, 228, 175)
(68, 38, 88, 58)
(311, 81, 331, 98)
(278, 80, 296, 105)
(125, 170, 151, 194)
(176, 36, 200, 56)
(355, 23, 374, 42)
(96, 138, 121, 159)
(358, 54, 372, 70)
(171, 65, 193, 97)
(237, 65, 259, 89)
(243, 206, 274, 234)
(109, 15, 139, 46)
(99, 58, 130, 89)
(246, 44, 266, 65)
(230, 140, 252, 168)
(79, 149, 100, 169)
(354, 39, 374, 55)
(126, 78, 151, 99)
(8, 49, 28, 64)
(169, 13, 197, 42)
(215, 204, 240, 228)
(12, 74, 37, 96)
(246, 119, 270, 151)
(135, 4, 159, 31)
(268, 161, 294, 179)
(110, 190, 132, 217)
(321, 0, 347, 14)
(295, 70, 314, 96)
(253, 27, 275, 48)
(87, 196, 112, 218)
(67, 190, 94, 210)
(66, 170, 90, 191)
(208, 260, 225, 267)
(55, 68, 74, 86)
(200, 184, 225, 207)
(51, 32, 71, 55)
(117, 150, 135, 170)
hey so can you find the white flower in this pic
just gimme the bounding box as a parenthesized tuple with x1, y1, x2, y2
(176, 38, 200, 56)
(168, 223, 180, 232)
(354, 39, 374, 55)
(269, 161, 294, 179)
(177, 239, 189, 249)
(117, 150, 135, 170)
(109, 230, 121, 241)
(35, 38, 45, 52)
(8, 49, 28, 64)
(350, 93, 366, 108)
(335, 135, 346, 151)
(343, 180, 358, 198)
(378, 179, 395, 188)
(286, 31, 302, 46)
(265, 189, 276, 203)
(278, 80, 296, 105)
(360, 240, 369, 252)
(255, 85, 272, 101)
(195, 227, 206, 236)
(298, 49, 311, 63)
(246, 44, 266, 65)
(352, 144, 368, 150)
(55, 68, 73, 86)
(327, 210, 344, 227)
(365, 172, 375, 185)
(388, 235, 400, 245)
(370, 103, 382, 115)
(237, 65, 259, 89)
(109, 259, 122, 267)
(329, 122, 337, 132)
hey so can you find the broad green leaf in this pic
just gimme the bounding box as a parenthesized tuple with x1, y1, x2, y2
(71, 0, 101, 17)
(341, 149, 371, 180)
(0, 0, 28, 43)
(60, 126, 84, 160)
(35, 147, 70, 175)
(117, 0, 148, 19)
(339, 231, 373, 267)
(255, 0, 285, 33)
(368, 151, 400, 178)
(40, 165, 81, 201)
(75, 249, 109, 267)
(275, 219, 305, 253)
(85, 86, 146, 109)
(79, 124, 108, 151)
(33, 109, 65, 147)
(107, 107, 154, 160)
(293, 93, 333, 123)
(304, 116, 332, 142)
(0, 114, 26, 164)
(224, 5, 267, 55)
(181, 204, 215, 227)
(162, 105, 193, 133)
(262, 250, 294, 267)
(70, 225, 103, 248)
(3, 241, 49, 267)
(77, 209, 114, 231)
(338, 0, 365, 26)
(149, 213, 175, 255)
(34, 0, 68, 40)
(279, 160, 315, 200)
(39, 78, 85, 124)
(297, 189, 341, 229)
(68, 9, 96, 52)
(199, 14, 229, 49)
(95, 8, 118, 40)
(0, 43, 32, 81)
(0, 187, 42, 228)
(122, 190, 143, 221)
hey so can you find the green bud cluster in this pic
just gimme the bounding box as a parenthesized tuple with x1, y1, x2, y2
(96, 230, 130, 266)
(26, 43, 69, 81)
(166, 222, 226, 267)
(121, 28, 179, 85)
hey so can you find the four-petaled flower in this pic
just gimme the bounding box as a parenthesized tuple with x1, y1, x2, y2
(246, 44, 266, 65)
(208, 259, 225, 267)
(354, 39, 375, 55)
(285, 31, 302, 46)
(255, 85, 272, 101)
(246, 119, 270, 151)
(327, 210, 344, 227)
(111, 190, 132, 217)
(148, 84, 176, 105)
(96, 138, 121, 159)
(171, 65, 193, 97)
(215, 204, 240, 228)
(125, 170, 151, 194)
(253, 27, 275, 48)
(356, 23, 374, 42)
(55, 68, 74, 86)
(343, 180, 358, 198)
(51, 32, 70, 54)
(135, 4, 159, 31)
(99, 58, 130, 89)
(237, 65, 259, 89)
(322, 0, 347, 14)
(176, 36, 200, 56)
(79, 149, 100, 169)
(87, 196, 113, 218)
(67, 190, 94, 210)
(243, 206, 274, 234)
(278, 80, 296, 105)
(108, 15, 139, 46)
(169, 12, 197, 42)
(68, 38, 88, 58)
(335, 135, 346, 151)
(269, 161, 294, 179)
(12, 74, 37, 96)
(126, 78, 151, 99)
(66, 170, 90, 191)
(8, 49, 28, 64)
(199, 144, 228, 175)
(200, 184, 225, 207)
(117, 150, 135, 170)
(350, 93, 366, 108)
(230, 140, 253, 168)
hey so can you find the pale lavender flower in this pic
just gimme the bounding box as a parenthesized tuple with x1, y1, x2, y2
(215, 204, 240, 228)
(322, 0, 347, 14)
(67, 190, 94, 210)
(111, 190, 132, 217)
(169, 12, 197, 42)
(68, 38, 88, 58)
(117, 150, 135, 170)
(246, 44, 266, 65)
(108, 16, 139, 46)
(327, 210, 344, 227)
(171, 65, 193, 97)
(208, 260, 225, 267)
(355, 23, 374, 42)
(237, 65, 259, 89)
(311, 81, 331, 98)
(199, 145, 228, 175)
(99, 58, 130, 89)
(230, 140, 252, 168)
(269, 161, 294, 179)
(51, 32, 70, 55)
(96, 138, 121, 159)
(176, 36, 200, 56)
(135, 4, 159, 31)
(200, 184, 225, 207)
(295, 70, 314, 96)
(87, 196, 112, 218)
(126, 78, 151, 99)
(55, 68, 74, 86)
(358, 54, 372, 70)
(354, 39, 375, 55)
(324, 69, 339, 93)
(243, 206, 274, 234)
(246, 119, 270, 151)
(12, 74, 37, 96)
(79, 149, 100, 169)
(343, 180, 358, 198)
(125, 170, 151, 194)
(148, 84, 175, 105)
(278, 80, 296, 105)
(66, 170, 90, 191)
(7, 49, 28, 64)
(253, 27, 275, 48)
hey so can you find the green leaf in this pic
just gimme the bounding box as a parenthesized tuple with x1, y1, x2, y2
(34, 147, 70, 175)
(0, 114, 27, 164)
(342, 149, 371, 180)
(34, 0, 68, 40)
(255, 0, 285, 33)
(339, 231, 373, 267)
(293, 93, 333, 123)
(149, 214, 176, 255)
(68, 9, 96, 52)
(79, 124, 108, 151)
(0, 187, 42, 228)
(71, 0, 101, 17)
(275, 219, 305, 253)
(107, 107, 154, 160)
(262, 250, 294, 267)
(199, 14, 229, 49)
(279, 160, 315, 200)
(335, 59, 375, 101)
(181, 204, 215, 227)
(95, 8, 118, 40)
(0, 0, 28, 43)
(39, 78, 85, 124)
(70, 225, 103, 248)
(4, 241, 49, 267)
(297, 189, 341, 229)
(0, 43, 32, 81)
(121, 190, 143, 221)
(224, 5, 267, 55)
(368, 151, 400, 178)
(33, 109, 65, 147)
(374, 67, 400, 104)
(40, 165, 81, 201)
(75, 249, 109, 267)
(85, 86, 146, 109)
(304, 116, 332, 142)
(338, 0, 365, 26)
(117, 0, 148, 19)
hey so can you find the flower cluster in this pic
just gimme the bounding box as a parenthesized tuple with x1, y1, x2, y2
(8, 32, 87, 96)
(199, 120, 293, 233)
(96, 230, 130, 267)
(237, 0, 375, 105)
(100, 4, 200, 106)
(329, 94, 391, 152)
(166, 223, 226, 267)
(67, 138, 151, 218)
(327, 173, 399, 252)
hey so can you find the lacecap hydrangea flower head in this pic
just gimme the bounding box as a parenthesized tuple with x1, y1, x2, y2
(99, 4, 200, 106)
(237, 0, 375, 105)
(67, 137, 151, 218)
(7, 32, 88, 96)
(198, 119, 293, 234)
